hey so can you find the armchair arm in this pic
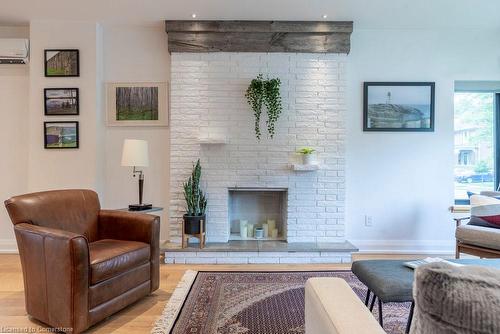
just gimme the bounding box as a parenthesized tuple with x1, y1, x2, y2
(14, 223, 89, 332)
(98, 210, 159, 245)
(98, 210, 160, 292)
(454, 217, 470, 227)
(305, 278, 385, 334)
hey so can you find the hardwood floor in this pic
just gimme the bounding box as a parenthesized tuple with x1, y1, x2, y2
(0, 253, 426, 333)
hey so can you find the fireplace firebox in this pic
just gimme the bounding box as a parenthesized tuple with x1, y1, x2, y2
(228, 188, 287, 241)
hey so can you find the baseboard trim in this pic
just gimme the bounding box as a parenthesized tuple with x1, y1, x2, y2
(350, 239, 455, 255)
(0, 239, 18, 254)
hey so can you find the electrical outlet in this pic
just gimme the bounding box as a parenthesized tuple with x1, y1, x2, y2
(364, 215, 373, 227)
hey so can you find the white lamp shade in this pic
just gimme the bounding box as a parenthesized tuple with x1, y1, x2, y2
(121, 139, 149, 167)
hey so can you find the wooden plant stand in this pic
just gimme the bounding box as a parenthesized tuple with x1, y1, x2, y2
(182, 218, 206, 249)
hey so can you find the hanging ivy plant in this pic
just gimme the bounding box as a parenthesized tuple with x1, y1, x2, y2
(264, 78, 282, 138)
(245, 74, 283, 140)
(245, 74, 265, 140)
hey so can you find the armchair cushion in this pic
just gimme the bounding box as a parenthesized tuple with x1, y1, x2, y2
(98, 210, 160, 291)
(89, 239, 150, 284)
(456, 224, 500, 251)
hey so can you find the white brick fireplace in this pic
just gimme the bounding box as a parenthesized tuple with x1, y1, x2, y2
(169, 52, 347, 244)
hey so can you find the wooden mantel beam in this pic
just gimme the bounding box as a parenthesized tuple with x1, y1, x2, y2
(164, 20, 353, 54)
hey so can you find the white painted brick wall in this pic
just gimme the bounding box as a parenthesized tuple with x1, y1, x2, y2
(170, 53, 347, 243)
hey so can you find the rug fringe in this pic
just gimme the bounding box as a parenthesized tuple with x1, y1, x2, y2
(151, 270, 198, 334)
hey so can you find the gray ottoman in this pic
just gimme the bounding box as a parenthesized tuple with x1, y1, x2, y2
(351, 259, 500, 333)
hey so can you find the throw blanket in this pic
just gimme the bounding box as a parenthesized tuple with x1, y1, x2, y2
(411, 263, 500, 333)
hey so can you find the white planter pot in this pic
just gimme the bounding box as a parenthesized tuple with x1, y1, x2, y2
(302, 154, 315, 165)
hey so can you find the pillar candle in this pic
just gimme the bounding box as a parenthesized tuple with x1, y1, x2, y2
(267, 219, 276, 231)
(247, 223, 254, 238)
(271, 228, 278, 238)
(240, 220, 248, 237)
(240, 225, 248, 238)
(263, 223, 269, 238)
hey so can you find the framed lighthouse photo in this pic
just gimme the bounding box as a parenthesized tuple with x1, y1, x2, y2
(363, 82, 435, 132)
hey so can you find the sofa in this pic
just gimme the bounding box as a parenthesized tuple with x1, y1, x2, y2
(305, 278, 385, 334)
(4, 189, 160, 333)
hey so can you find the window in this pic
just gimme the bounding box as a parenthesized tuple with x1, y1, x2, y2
(454, 91, 498, 203)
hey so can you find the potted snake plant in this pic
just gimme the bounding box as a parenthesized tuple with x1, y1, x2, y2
(183, 159, 207, 234)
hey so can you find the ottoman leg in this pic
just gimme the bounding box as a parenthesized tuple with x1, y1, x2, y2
(405, 301, 415, 334)
(364, 289, 371, 306)
(378, 298, 383, 327)
(369, 295, 376, 311)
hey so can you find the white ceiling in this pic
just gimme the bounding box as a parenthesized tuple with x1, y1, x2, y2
(1, 0, 500, 30)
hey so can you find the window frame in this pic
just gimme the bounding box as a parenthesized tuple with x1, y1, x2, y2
(454, 91, 500, 205)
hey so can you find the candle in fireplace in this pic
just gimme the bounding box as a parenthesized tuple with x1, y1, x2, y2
(240, 220, 248, 238)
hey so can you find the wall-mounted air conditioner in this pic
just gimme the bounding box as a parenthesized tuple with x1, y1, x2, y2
(0, 39, 29, 64)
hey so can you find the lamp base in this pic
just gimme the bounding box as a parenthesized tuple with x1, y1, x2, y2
(128, 203, 153, 211)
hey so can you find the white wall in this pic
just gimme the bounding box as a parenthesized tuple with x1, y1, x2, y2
(101, 25, 170, 241)
(28, 20, 104, 193)
(346, 28, 500, 253)
(0, 26, 29, 252)
(0, 22, 170, 252)
(2, 21, 500, 253)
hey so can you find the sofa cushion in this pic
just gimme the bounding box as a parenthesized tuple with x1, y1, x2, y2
(89, 239, 150, 284)
(411, 262, 500, 334)
(456, 224, 500, 251)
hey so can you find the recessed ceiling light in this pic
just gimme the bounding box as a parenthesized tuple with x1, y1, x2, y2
(322, 14, 328, 19)
(191, 13, 197, 18)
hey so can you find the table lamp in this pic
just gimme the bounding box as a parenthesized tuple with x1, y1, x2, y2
(121, 139, 152, 211)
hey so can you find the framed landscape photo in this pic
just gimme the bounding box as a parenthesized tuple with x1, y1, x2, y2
(363, 82, 435, 132)
(44, 88, 79, 115)
(106, 82, 168, 126)
(44, 49, 79, 77)
(44, 121, 79, 149)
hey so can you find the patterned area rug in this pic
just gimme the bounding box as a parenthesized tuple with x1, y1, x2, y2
(153, 271, 411, 334)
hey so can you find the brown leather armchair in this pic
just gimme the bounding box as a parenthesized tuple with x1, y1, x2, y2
(4, 189, 160, 333)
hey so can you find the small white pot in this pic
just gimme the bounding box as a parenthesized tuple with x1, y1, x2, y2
(302, 154, 315, 165)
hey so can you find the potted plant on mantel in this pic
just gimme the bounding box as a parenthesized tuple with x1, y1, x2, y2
(183, 159, 207, 235)
(297, 147, 316, 165)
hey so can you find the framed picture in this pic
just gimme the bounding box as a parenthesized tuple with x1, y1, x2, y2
(44, 88, 79, 115)
(363, 82, 435, 132)
(106, 82, 168, 126)
(44, 49, 79, 77)
(44, 121, 79, 149)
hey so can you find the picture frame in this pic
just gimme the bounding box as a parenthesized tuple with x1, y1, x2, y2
(44, 88, 79, 115)
(106, 82, 168, 127)
(363, 82, 435, 132)
(44, 49, 80, 77)
(44, 121, 79, 149)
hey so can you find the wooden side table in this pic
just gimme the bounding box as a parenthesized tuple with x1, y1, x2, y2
(116, 207, 163, 214)
(182, 218, 206, 249)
